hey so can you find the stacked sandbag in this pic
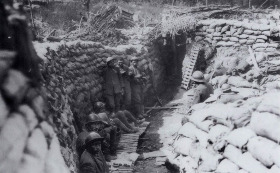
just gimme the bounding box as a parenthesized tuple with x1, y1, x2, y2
(0, 56, 70, 173)
(39, 40, 165, 164)
(195, 19, 279, 52)
(170, 83, 280, 172)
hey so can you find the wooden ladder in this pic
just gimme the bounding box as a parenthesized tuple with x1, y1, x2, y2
(181, 45, 201, 90)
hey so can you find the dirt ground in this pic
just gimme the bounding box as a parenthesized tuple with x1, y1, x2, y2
(133, 82, 180, 173)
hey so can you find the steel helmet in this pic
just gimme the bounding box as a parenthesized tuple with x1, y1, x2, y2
(190, 71, 205, 83)
(106, 56, 116, 63)
(131, 56, 139, 61)
(94, 102, 105, 112)
(84, 132, 103, 148)
(85, 113, 103, 127)
(98, 113, 110, 126)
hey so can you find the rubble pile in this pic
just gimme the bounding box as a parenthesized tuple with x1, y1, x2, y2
(0, 56, 69, 173)
(195, 19, 280, 52)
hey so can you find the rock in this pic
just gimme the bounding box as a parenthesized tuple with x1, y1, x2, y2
(1, 70, 29, 105)
(18, 105, 38, 131)
(0, 113, 29, 173)
(18, 128, 48, 173)
(45, 136, 70, 173)
(0, 93, 9, 128)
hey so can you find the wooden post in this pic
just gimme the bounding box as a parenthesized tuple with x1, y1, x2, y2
(206, 0, 208, 7)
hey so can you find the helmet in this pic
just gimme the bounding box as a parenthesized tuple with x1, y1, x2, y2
(221, 84, 231, 92)
(106, 57, 116, 63)
(94, 102, 105, 112)
(190, 71, 205, 83)
(84, 132, 103, 148)
(97, 113, 110, 127)
(131, 56, 139, 61)
(85, 113, 103, 126)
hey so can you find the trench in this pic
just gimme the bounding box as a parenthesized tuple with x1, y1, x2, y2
(133, 34, 207, 173)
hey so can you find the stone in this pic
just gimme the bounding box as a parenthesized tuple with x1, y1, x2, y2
(0, 93, 9, 128)
(45, 136, 70, 173)
(31, 95, 45, 119)
(0, 113, 29, 173)
(18, 129, 48, 173)
(1, 70, 29, 104)
(18, 105, 38, 131)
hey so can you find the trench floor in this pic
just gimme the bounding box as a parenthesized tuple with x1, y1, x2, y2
(133, 80, 180, 173)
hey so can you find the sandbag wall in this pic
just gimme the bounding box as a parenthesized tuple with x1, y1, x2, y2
(170, 90, 280, 173)
(40, 40, 165, 168)
(0, 61, 69, 173)
(195, 19, 280, 52)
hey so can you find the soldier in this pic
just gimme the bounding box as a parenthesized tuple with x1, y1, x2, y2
(94, 101, 139, 134)
(104, 57, 123, 114)
(79, 132, 109, 173)
(191, 71, 214, 104)
(129, 57, 147, 119)
(84, 113, 115, 162)
(117, 58, 132, 110)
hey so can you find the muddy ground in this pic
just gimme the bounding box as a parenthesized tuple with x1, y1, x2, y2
(133, 81, 180, 173)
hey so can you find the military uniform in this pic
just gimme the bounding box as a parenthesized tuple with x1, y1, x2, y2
(104, 58, 123, 113)
(129, 64, 145, 118)
(118, 64, 131, 110)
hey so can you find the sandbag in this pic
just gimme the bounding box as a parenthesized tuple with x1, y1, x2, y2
(223, 144, 242, 163)
(173, 137, 194, 155)
(198, 148, 222, 172)
(178, 122, 208, 147)
(208, 125, 230, 144)
(250, 112, 280, 142)
(247, 136, 278, 167)
(226, 128, 256, 149)
(269, 165, 280, 173)
(257, 92, 280, 116)
(238, 152, 269, 173)
(227, 76, 252, 88)
(216, 159, 239, 173)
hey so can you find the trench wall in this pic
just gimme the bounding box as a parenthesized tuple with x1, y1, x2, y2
(38, 40, 165, 170)
(0, 61, 69, 173)
(195, 19, 280, 52)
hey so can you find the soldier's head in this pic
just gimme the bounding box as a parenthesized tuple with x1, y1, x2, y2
(106, 57, 116, 67)
(84, 113, 105, 132)
(118, 58, 124, 67)
(190, 71, 205, 84)
(85, 132, 103, 154)
(94, 101, 106, 113)
(131, 56, 138, 67)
